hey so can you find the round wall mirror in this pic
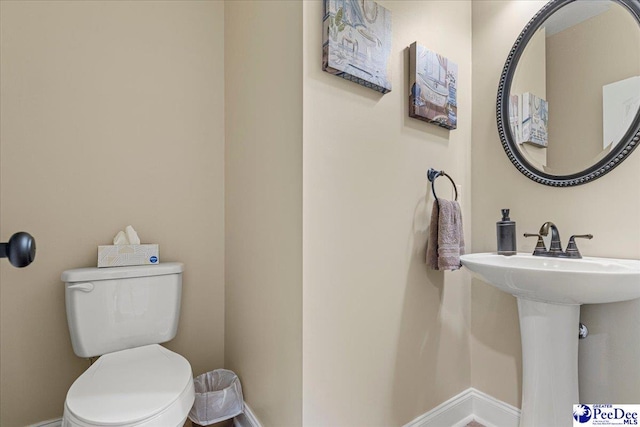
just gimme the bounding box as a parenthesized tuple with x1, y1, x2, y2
(497, 0, 640, 186)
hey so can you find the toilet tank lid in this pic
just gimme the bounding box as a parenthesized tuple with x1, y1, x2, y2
(61, 262, 183, 283)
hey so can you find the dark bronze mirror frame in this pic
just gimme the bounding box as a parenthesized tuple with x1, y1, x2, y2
(497, 0, 640, 187)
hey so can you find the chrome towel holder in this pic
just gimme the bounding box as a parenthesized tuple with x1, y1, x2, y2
(427, 168, 458, 202)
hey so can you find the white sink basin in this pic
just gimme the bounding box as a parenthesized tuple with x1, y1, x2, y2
(460, 252, 640, 305)
(460, 252, 640, 427)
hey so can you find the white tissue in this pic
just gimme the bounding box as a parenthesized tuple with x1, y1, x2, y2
(112, 226, 141, 245)
(125, 225, 141, 245)
(113, 231, 128, 245)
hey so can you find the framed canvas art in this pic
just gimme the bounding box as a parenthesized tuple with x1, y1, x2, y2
(409, 42, 458, 130)
(323, 0, 392, 94)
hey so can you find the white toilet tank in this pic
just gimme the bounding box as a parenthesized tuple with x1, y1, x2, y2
(62, 263, 184, 358)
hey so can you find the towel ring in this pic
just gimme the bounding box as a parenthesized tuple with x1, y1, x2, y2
(427, 168, 458, 202)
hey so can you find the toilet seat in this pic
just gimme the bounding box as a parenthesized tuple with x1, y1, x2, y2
(63, 344, 195, 427)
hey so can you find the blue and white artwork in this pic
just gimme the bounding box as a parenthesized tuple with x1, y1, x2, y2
(322, 0, 392, 94)
(409, 42, 458, 130)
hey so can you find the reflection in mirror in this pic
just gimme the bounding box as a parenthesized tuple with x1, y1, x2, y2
(508, 0, 640, 176)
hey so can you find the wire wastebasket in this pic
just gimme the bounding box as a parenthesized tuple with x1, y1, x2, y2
(188, 369, 244, 426)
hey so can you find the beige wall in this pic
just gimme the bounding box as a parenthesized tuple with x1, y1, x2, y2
(471, 0, 640, 408)
(224, 2, 303, 426)
(303, 1, 472, 425)
(0, 2, 225, 425)
(546, 4, 640, 174)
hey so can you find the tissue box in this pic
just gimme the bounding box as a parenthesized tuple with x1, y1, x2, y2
(98, 244, 159, 268)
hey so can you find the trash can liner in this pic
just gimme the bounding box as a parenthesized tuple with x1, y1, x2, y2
(188, 369, 244, 425)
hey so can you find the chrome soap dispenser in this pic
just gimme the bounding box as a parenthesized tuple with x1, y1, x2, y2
(497, 209, 516, 256)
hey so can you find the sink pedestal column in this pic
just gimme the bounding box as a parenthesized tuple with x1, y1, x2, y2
(517, 298, 579, 427)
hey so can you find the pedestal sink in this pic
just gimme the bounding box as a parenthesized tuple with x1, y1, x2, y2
(460, 253, 640, 427)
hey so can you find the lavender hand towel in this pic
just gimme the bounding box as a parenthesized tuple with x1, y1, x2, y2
(426, 201, 440, 270)
(426, 200, 465, 271)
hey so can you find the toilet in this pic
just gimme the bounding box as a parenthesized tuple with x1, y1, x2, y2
(61, 263, 195, 427)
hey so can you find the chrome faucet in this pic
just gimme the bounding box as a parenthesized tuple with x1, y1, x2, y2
(524, 222, 593, 259)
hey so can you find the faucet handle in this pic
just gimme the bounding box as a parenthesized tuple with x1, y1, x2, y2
(565, 234, 593, 259)
(524, 233, 546, 256)
(570, 234, 593, 240)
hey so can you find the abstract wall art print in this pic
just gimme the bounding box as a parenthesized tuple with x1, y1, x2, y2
(323, 0, 392, 94)
(409, 42, 458, 130)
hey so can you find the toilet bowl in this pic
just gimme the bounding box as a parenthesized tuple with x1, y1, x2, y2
(61, 263, 194, 427)
(63, 345, 194, 427)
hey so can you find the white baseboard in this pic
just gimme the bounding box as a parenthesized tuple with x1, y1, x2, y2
(234, 401, 263, 427)
(471, 389, 521, 427)
(403, 388, 520, 427)
(404, 388, 475, 427)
